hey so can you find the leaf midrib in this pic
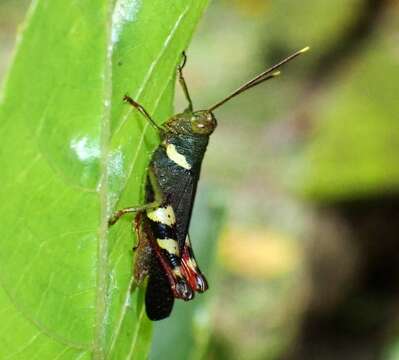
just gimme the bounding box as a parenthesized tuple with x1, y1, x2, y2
(94, 0, 114, 358)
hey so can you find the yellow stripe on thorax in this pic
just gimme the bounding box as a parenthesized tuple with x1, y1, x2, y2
(166, 143, 191, 170)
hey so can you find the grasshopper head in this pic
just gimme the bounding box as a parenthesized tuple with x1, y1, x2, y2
(190, 110, 217, 135)
(165, 110, 217, 136)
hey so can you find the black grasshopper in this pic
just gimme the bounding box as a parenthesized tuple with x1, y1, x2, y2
(109, 47, 309, 320)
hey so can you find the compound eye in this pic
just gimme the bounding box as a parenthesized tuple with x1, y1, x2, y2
(191, 116, 204, 129)
(191, 112, 216, 134)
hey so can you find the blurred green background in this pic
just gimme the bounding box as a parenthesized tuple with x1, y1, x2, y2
(1, 0, 399, 359)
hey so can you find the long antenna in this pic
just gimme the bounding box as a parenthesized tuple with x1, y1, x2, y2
(207, 46, 310, 112)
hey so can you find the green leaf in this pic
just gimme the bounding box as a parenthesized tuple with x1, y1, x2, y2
(0, 0, 209, 358)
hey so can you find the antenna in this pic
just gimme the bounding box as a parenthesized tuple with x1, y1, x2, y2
(207, 46, 310, 112)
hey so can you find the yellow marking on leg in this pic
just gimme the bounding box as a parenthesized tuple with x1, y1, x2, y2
(147, 205, 176, 226)
(184, 236, 198, 269)
(157, 238, 179, 256)
(186, 257, 198, 270)
(185, 236, 190, 246)
(166, 144, 191, 170)
(172, 266, 184, 277)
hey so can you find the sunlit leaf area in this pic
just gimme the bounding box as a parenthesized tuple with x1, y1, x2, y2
(1, 0, 398, 359)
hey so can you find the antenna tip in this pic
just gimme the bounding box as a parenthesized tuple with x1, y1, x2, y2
(300, 46, 310, 53)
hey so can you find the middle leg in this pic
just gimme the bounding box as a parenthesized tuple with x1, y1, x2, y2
(108, 167, 165, 226)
